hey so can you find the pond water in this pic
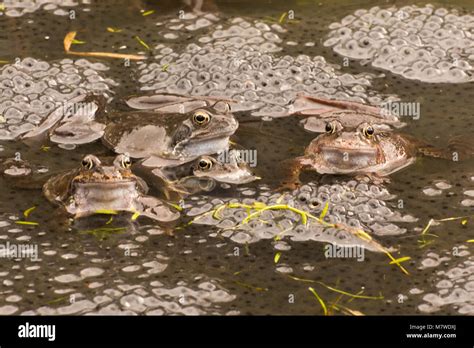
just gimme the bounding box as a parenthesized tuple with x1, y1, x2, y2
(0, 0, 473, 315)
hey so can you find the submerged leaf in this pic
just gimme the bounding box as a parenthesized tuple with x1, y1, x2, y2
(23, 206, 36, 218)
(135, 36, 150, 50)
(319, 202, 329, 220)
(166, 202, 183, 212)
(64, 31, 145, 60)
(107, 27, 122, 33)
(389, 256, 411, 265)
(288, 275, 384, 300)
(72, 39, 86, 44)
(278, 12, 288, 24)
(274, 252, 282, 264)
(15, 221, 39, 226)
(317, 281, 384, 300)
(94, 209, 118, 215)
(421, 218, 434, 235)
(308, 287, 328, 315)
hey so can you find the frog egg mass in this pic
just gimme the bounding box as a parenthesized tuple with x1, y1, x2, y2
(137, 17, 396, 117)
(324, 4, 474, 83)
(0, 58, 117, 140)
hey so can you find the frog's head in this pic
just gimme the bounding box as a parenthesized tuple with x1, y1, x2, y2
(306, 121, 388, 173)
(72, 154, 138, 184)
(169, 103, 238, 157)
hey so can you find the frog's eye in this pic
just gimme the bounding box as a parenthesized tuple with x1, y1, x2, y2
(197, 158, 212, 171)
(363, 125, 375, 138)
(121, 156, 132, 169)
(192, 110, 211, 126)
(81, 157, 94, 170)
(325, 122, 335, 134)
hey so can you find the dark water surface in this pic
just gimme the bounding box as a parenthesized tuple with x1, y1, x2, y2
(0, 0, 473, 315)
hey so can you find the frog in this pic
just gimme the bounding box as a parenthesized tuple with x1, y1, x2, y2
(43, 154, 180, 221)
(280, 120, 460, 189)
(146, 150, 260, 198)
(22, 93, 238, 154)
(102, 100, 238, 168)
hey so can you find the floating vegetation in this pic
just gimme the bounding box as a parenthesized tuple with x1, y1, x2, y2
(15, 220, 39, 226)
(71, 39, 86, 45)
(308, 287, 328, 315)
(319, 202, 329, 220)
(262, 11, 300, 25)
(389, 256, 411, 265)
(191, 200, 411, 275)
(288, 275, 384, 301)
(46, 295, 70, 305)
(233, 280, 268, 292)
(106, 27, 122, 33)
(293, 275, 383, 315)
(141, 10, 155, 17)
(14, 206, 39, 226)
(64, 31, 145, 60)
(135, 36, 151, 51)
(418, 215, 474, 247)
(23, 206, 36, 218)
(94, 209, 118, 215)
(274, 252, 282, 264)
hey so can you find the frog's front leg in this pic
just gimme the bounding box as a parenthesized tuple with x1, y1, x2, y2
(290, 94, 383, 116)
(125, 93, 235, 113)
(354, 173, 391, 185)
(276, 157, 310, 192)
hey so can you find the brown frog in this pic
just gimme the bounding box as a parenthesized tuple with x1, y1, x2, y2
(281, 120, 460, 189)
(148, 151, 260, 198)
(43, 154, 179, 221)
(102, 100, 238, 168)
